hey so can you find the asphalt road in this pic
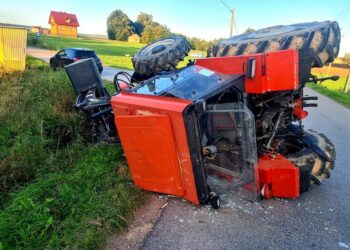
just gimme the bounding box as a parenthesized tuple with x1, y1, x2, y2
(27, 47, 350, 249)
(141, 87, 350, 250)
(26, 47, 132, 81)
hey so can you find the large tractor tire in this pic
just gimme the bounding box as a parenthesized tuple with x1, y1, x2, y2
(132, 35, 190, 76)
(208, 21, 341, 67)
(279, 130, 335, 192)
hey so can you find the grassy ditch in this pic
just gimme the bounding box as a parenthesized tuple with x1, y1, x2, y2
(0, 57, 143, 249)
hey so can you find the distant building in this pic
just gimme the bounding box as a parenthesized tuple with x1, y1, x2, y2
(48, 11, 79, 37)
(30, 26, 50, 35)
(0, 23, 31, 31)
(128, 34, 140, 43)
(31, 26, 41, 33)
(40, 28, 50, 35)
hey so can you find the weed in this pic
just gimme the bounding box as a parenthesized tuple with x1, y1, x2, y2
(0, 145, 143, 249)
(0, 56, 83, 199)
(0, 56, 143, 249)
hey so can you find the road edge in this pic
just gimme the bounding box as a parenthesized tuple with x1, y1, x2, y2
(104, 193, 168, 250)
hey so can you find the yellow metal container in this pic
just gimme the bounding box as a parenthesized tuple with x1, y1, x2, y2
(0, 26, 27, 72)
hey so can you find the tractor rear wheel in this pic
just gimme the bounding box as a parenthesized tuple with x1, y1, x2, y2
(132, 35, 190, 76)
(279, 130, 335, 192)
(208, 21, 341, 67)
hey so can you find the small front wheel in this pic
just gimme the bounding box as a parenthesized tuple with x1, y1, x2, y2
(210, 196, 220, 209)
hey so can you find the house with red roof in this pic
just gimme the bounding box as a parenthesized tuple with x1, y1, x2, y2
(48, 11, 79, 37)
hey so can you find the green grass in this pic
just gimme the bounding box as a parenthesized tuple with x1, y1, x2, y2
(0, 57, 143, 249)
(0, 145, 143, 249)
(307, 73, 350, 108)
(27, 33, 205, 70)
(178, 50, 207, 68)
(0, 56, 83, 198)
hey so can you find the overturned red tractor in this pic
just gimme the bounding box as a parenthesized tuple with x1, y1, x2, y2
(65, 21, 340, 208)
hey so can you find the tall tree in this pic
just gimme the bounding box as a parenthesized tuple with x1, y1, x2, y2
(134, 12, 154, 35)
(107, 10, 135, 41)
(140, 23, 171, 44)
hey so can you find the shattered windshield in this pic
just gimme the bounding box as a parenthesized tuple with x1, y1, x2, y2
(131, 65, 233, 101)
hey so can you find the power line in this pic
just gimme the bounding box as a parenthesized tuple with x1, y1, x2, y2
(335, 5, 350, 19)
(220, 0, 232, 11)
(220, 0, 235, 36)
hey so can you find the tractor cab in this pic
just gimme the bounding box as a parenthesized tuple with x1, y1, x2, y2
(112, 63, 260, 207)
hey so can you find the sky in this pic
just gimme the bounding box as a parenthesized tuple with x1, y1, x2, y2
(0, 0, 349, 55)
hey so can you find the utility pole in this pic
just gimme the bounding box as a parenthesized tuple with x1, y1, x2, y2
(221, 0, 235, 36)
(230, 8, 235, 36)
(344, 70, 350, 94)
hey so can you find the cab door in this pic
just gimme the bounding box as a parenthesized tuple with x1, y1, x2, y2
(200, 103, 260, 201)
(116, 114, 185, 196)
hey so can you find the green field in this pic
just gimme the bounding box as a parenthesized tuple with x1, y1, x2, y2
(28, 33, 203, 70)
(0, 57, 143, 249)
(307, 75, 350, 108)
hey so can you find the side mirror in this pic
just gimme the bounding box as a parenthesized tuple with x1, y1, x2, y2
(246, 58, 256, 79)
